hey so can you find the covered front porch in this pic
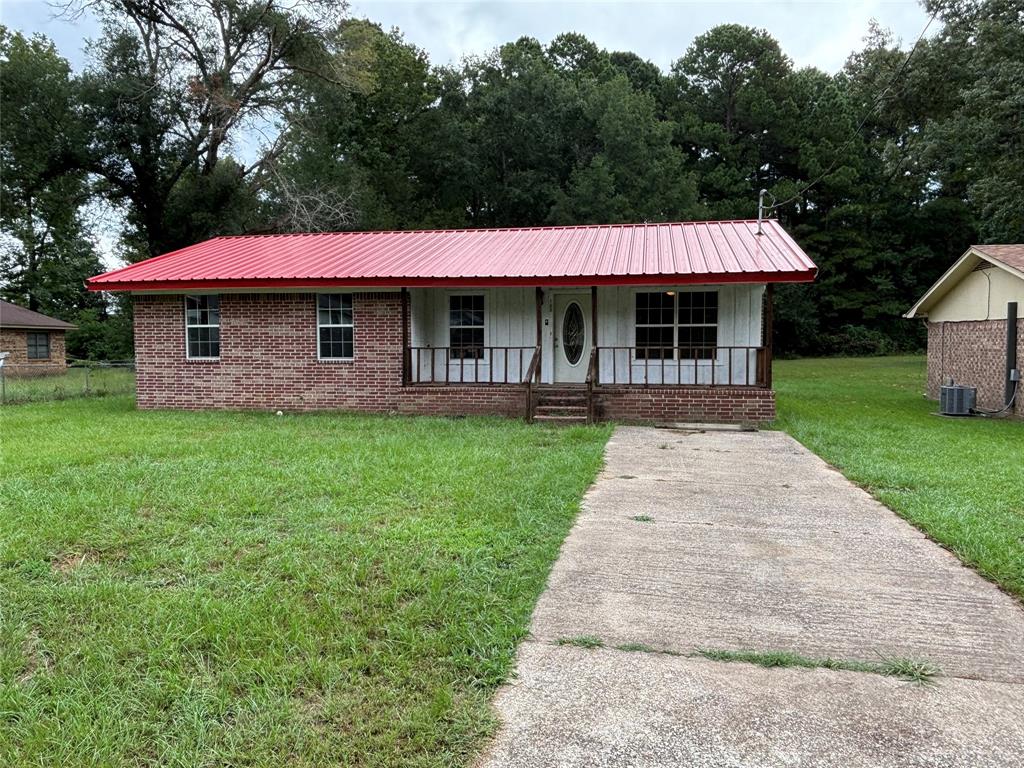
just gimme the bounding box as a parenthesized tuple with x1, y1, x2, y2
(399, 283, 774, 422)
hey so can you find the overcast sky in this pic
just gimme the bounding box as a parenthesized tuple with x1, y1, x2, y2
(5, 0, 930, 74)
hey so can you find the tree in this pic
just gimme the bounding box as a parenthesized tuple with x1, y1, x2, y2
(272, 21, 437, 231)
(67, 0, 371, 259)
(0, 27, 103, 318)
(914, 0, 1024, 241)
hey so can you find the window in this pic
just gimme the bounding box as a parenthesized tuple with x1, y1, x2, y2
(449, 294, 485, 359)
(635, 292, 675, 360)
(27, 332, 50, 360)
(678, 291, 718, 360)
(634, 290, 718, 360)
(185, 295, 220, 359)
(318, 294, 354, 359)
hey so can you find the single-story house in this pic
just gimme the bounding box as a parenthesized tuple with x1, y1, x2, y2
(0, 299, 76, 376)
(905, 244, 1023, 418)
(87, 220, 817, 423)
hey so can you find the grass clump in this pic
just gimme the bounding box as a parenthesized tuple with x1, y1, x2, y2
(774, 356, 1024, 600)
(630, 515, 654, 523)
(877, 656, 942, 684)
(0, 396, 612, 766)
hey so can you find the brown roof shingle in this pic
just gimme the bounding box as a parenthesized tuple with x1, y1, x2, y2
(972, 244, 1024, 273)
(0, 299, 76, 330)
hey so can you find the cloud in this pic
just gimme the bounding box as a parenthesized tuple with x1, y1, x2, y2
(6, 0, 931, 74)
(350, 1, 932, 73)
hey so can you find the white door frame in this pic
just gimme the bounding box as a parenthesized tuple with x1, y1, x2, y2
(552, 290, 592, 383)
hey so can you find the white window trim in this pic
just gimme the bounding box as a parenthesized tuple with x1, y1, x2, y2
(634, 290, 677, 361)
(447, 291, 488, 362)
(316, 293, 355, 362)
(631, 287, 720, 363)
(184, 295, 220, 361)
(677, 289, 719, 362)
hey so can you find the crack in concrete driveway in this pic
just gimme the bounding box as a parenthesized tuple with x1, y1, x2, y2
(478, 427, 1024, 767)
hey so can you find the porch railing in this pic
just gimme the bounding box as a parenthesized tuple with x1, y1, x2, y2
(592, 346, 769, 387)
(408, 346, 539, 385)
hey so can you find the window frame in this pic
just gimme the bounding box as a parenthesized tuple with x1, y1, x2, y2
(26, 332, 50, 360)
(633, 288, 720, 362)
(184, 294, 221, 361)
(447, 292, 486, 361)
(676, 289, 719, 361)
(634, 291, 677, 360)
(316, 293, 355, 362)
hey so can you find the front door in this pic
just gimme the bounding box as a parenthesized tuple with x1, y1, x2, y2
(553, 293, 591, 383)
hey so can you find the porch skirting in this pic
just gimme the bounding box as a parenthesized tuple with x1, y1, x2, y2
(594, 386, 775, 424)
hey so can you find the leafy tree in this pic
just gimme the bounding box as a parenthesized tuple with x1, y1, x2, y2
(69, 0, 371, 259)
(551, 75, 698, 223)
(915, 0, 1024, 241)
(0, 27, 103, 318)
(273, 21, 438, 230)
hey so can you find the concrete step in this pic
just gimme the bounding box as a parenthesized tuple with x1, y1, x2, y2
(537, 396, 588, 407)
(535, 405, 588, 417)
(533, 414, 589, 425)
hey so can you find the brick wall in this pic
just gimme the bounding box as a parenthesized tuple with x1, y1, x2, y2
(927, 319, 1024, 418)
(595, 386, 775, 424)
(134, 292, 775, 422)
(0, 329, 67, 376)
(134, 293, 528, 417)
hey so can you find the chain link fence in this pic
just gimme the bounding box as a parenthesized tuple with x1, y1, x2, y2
(0, 360, 136, 405)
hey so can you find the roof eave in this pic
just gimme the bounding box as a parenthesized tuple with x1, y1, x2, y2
(0, 323, 76, 331)
(905, 246, 1024, 318)
(88, 270, 817, 293)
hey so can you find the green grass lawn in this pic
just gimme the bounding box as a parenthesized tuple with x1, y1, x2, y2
(0, 397, 611, 766)
(1, 366, 135, 404)
(774, 356, 1024, 601)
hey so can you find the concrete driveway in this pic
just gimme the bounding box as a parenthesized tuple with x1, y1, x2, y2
(478, 427, 1024, 767)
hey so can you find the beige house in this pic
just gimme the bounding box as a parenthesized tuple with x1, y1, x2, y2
(906, 244, 1024, 417)
(0, 299, 75, 376)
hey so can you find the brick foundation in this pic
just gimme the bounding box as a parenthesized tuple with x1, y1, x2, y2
(134, 293, 775, 423)
(927, 319, 1023, 418)
(594, 386, 775, 424)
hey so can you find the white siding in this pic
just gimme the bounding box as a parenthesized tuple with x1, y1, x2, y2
(408, 288, 536, 383)
(593, 284, 765, 385)
(408, 284, 765, 385)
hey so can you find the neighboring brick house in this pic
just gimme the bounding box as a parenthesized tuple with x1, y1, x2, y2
(0, 300, 75, 376)
(88, 221, 817, 424)
(906, 244, 1024, 418)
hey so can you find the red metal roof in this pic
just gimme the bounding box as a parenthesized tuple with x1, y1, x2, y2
(87, 219, 816, 291)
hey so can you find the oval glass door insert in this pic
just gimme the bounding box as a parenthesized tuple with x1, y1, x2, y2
(562, 301, 585, 365)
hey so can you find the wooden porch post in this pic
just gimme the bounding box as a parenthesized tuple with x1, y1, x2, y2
(764, 284, 774, 389)
(591, 285, 598, 348)
(535, 287, 543, 383)
(401, 287, 410, 386)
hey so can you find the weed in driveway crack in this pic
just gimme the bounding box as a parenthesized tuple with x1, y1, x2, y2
(630, 515, 655, 523)
(696, 648, 941, 684)
(554, 639, 941, 684)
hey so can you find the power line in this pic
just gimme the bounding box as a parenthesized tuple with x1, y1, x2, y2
(766, 11, 939, 213)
